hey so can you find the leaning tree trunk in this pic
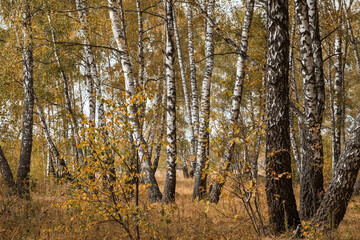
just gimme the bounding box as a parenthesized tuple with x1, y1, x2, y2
(192, 0, 215, 201)
(187, 3, 199, 176)
(162, 0, 177, 204)
(34, 96, 69, 177)
(312, 112, 360, 230)
(107, 0, 162, 202)
(16, 0, 35, 199)
(209, 0, 255, 204)
(265, 0, 300, 233)
(47, 13, 83, 162)
(295, 0, 324, 220)
(0, 145, 15, 192)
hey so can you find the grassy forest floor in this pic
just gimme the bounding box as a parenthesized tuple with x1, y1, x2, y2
(1, 170, 360, 240)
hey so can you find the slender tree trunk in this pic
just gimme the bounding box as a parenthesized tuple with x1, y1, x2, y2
(47, 14, 83, 162)
(343, 5, 360, 75)
(187, 3, 199, 176)
(295, 0, 324, 220)
(16, 0, 35, 199)
(107, 0, 162, 202)
(0, 145, 15, 192)
(313, 112, 360, 230)
(289, 19, 302, 178)
(265, 0, 300, 233)
(173, 5, 195, 167)
(34, 96, 68, 176)
(209, 0, 255, 203)
(333, 25, 343, 174)
(75, 0, 104, 127)
(193, 0, 215, 201)
(162, 0, 177, 203)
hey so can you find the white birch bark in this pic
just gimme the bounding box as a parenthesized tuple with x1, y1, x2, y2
(107, 0, 162, 202)
(162, 0, 177, 203)
(209, 0, 255, 203)
(173, 6, 195, 166)
(295, 0, 324, 220)
(47, 13, 83, 162)
(75, 0, 105, 127)
(187, 3, 200, 175)
(193, 0, 215, 201)
(16, 0, 35, 198)
(333, 29, 343, 172)
(34, 96, 68, 176)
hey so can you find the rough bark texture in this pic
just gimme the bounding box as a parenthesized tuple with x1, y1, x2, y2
(107, 0, 162, 202)
(193, 0, 215, 201)
(16, 0, 35, 198)
(0, 145, 15, 191)
(313, 112, 360, 230)
(162, 0, 177, 203)
(187, 3, 199, 176)
(295, 0, 324, 220)
(265, 0, 300, 233)
(209, 0, 255, 203)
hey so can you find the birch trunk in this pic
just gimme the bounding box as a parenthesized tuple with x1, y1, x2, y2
(162, 0, 177, 203)
(16, 0, 35, 198)
(295, 0, 324, 220)
(107, 0, 162, 202)
(193, 0, 215, 201)
(265, 0, 300, 233)
(47, 14, 83, 162)
(187, 3, 199, 176)
(209, 0, 255, 203)
(333, 30, 343, 173)
(343, 6, 360, 75)
(313, 112, 360, 230)
(0, 145, 15, 191)
(173, 5, 195, 165)
(75, 0, 104, 127)
(289, 20, 302, 178)
(34, 97, 69, 176)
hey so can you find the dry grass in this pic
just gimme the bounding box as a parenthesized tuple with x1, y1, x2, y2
(1, 170, 359, 240)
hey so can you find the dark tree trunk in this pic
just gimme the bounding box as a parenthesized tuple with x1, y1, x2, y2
(0, 145, 15, 192)
(313, 112, 360, 230)
(265, 0, 300, 233)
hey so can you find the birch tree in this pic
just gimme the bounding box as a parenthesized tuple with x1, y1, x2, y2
(295, 0, 325, 220)
(187, 3, 200, 176)
(16, 0, 35, 198)
(193, 0, 215, 200)
(209, 0, 255, 204)
(162, 0, 177, 203)
(107, 0, 162, 202)
(265, 0, 300, 233)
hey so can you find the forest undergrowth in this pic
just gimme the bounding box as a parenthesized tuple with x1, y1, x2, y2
(1, 170, 360, 240)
